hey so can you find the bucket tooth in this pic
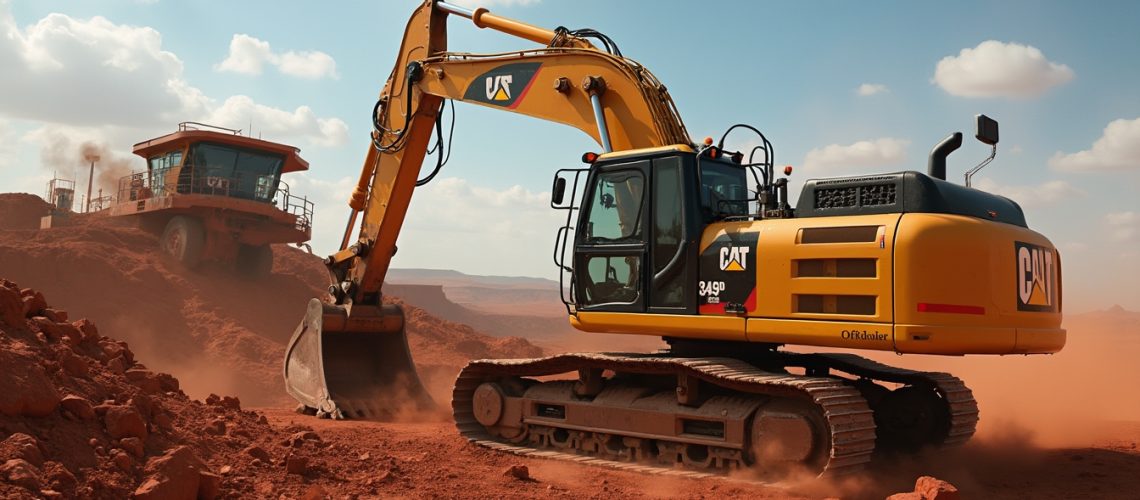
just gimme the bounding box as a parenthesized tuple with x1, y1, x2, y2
(283, 298, 435, 418)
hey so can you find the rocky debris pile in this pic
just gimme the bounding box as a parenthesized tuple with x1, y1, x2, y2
(887, 476, 961, 500)
(0, 279, 350, 499)
(0, 192, 545, 408)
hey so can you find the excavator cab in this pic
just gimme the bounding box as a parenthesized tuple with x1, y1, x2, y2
(554, 145, 763, 316)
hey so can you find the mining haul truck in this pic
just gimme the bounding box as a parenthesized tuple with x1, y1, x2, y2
(110, 122, 315, 278)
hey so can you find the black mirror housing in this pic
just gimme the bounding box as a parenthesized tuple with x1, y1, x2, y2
(976, 114, 999, 146)
(551, 177, 567, 206)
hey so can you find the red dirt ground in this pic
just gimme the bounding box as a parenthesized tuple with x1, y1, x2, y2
(2, 192, 1139, 499)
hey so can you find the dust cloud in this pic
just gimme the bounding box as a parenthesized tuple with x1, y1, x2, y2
(38, 134, 141, 207)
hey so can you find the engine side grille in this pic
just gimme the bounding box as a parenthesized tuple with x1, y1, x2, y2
(815, 184, 895, 210)
(859, 184, 896, 206)
(817, 187, 858, 209)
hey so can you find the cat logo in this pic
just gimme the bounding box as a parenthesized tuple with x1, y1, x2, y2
(463, 62, 541, 108)
(485, 75, 512, 101)
(719, 246, 750, 272)
(1015, 242, 1057, 312)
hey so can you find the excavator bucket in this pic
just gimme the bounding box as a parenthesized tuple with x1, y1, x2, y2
(283, 298, 435, 419)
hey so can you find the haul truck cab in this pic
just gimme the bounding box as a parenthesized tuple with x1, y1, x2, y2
(110, 122, 315, 278)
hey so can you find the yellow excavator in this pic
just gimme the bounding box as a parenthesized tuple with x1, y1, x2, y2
(284, 0, 1064, 477)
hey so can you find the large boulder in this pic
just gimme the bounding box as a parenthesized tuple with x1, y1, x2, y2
(59, 395, 96, 420)
(0, 286, 23, 328)
(20, 290, 47, 319)
(916, 476, 960, 500)
(0, 434, 44, 467)
(888, 476, 960, 500)
(0, 348, 61, 417)
(0, 458, 42, 492)
(104, 405, 148, 440)
(132, 446, 209, 500)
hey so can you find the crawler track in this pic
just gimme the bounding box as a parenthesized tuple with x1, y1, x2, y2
(802, 352, 978, 447)
(453, 352, 877, 478)
(452, 351, 978, 479)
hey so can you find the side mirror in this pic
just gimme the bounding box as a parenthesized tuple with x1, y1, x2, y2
(965, 114, 1000, 187)
(551, 177, 567, 206)
(975, 114, 999, 146)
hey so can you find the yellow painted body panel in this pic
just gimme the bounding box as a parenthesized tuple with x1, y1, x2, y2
(891, 213, 1064, 354)
(574, 212, 1065, 356)
(743, 214, 898, 324)
(572, 312, 745, 341)
(744, 318, 893, 350)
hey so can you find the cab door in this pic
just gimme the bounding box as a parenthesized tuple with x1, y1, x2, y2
(573, 154, 698, 314)
(647, 155, 697, 314)
(574, 160, 649, 312)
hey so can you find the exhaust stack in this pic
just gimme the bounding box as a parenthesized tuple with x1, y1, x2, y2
(927, 132, 963, 181)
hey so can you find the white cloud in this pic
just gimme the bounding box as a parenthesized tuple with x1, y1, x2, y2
(400, 177, 565, 278)
(277, 173, 355, 255)
(801, 138, 909, 174)
(1106, 211, 1137, 242)
(1062, 242, 1088, 254)
(0, 120, 14, 168)
(1049, 117, 1140, 172)
(0, 6, 345, 149)
(933, 41, 1074, 98)
(215, 34, 338, 80)
(0, 8, 206, 127)
(206, 96, 348, 147)
(972, 178, 1084, 208)
(856, 83, 888, 96)
(288, 175, 566, 279)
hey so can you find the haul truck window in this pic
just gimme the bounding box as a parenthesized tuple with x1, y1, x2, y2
(147, 151, 182, 196)
(188, 143, 285, 202)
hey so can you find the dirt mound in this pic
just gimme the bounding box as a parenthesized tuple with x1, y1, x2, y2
(0, 193, 543, 408)
(0, 194, 51, 231)
(0, 279, 392, 499)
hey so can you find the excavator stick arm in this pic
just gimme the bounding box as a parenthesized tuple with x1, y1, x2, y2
(285, 0, 690, 419)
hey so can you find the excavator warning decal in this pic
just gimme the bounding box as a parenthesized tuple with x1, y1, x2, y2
(1015, 241, 1057, 312)
(464, 62, 541, 109)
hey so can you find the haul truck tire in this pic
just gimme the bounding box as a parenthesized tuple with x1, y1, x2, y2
(161, 216, 205, 269)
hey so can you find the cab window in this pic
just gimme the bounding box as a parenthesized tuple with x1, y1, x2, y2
(585, 170, 645, 241)
(700, 161, 749, 219)
(188, 143, 285, 201)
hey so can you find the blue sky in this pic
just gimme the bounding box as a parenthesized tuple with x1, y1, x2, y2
(0, 0, 1137, 311)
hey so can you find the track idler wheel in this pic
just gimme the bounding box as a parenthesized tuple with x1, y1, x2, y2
(472, 383, 505, 426)
(470, 381, 526, 441)
(749, 400, 824, 472)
